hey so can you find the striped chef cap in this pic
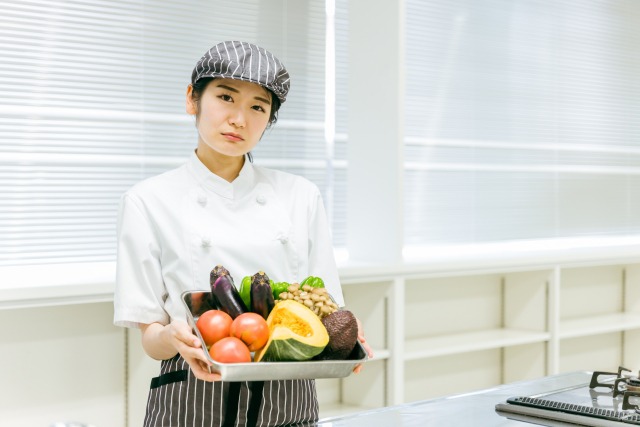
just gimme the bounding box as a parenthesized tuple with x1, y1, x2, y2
(191, 41, 290, 103)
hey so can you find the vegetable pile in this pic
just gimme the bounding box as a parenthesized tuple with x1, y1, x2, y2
(194, 264, 359, 364)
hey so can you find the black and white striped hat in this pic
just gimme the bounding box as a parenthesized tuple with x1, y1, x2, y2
(191, 41, 290, 103)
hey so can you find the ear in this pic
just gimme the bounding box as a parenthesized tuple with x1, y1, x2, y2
(186, 84, 197, 115)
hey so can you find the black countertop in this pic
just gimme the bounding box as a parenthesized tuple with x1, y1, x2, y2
(317, 371, 593, 426)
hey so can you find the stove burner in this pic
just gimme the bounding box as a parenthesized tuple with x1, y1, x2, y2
(589, 366, 640, 411)
(629, 378, 640, 390)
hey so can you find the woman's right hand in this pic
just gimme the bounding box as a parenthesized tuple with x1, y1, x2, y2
(141, 320, 222, 382)
(166, 320, 222, 381)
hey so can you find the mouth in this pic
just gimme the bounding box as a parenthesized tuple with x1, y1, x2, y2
(222, 132, 244, 142)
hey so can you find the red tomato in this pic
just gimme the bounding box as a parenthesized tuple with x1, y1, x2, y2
(196, 309, 232, 346)
(230, 312, 270, 351)
(208, 337, 251, 363)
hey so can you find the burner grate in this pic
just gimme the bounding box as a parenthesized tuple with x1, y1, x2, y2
(589, 367, 632, 390)
(506, 396, 640, 425)
(589, 366, 640, 409)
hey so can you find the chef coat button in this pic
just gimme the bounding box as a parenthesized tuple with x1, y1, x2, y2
(256, 195, 266, 205)
(201, 237, 211, 248)
(197, 195, 208, 207)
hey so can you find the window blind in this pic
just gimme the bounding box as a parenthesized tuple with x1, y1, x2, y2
(404, 0, 640, 248)
(333, 0, 349, 247)
(0, 0, 336, 266)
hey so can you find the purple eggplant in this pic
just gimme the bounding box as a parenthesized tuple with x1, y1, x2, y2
(208, 264, 232, 311)
(250, 271, 275, 319)
(210, 274, 248, 319)
(210, 264, 233, 287)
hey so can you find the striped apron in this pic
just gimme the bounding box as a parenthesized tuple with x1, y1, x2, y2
(143, 354, 319, 427)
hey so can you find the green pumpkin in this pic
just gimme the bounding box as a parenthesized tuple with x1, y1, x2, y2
(254, 300, 329, 362)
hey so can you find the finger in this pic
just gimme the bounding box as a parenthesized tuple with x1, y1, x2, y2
(171, 321, 200, 346)
(203, 372, 222, 382)
(364, 342, 374, 358)
(179, 345, 212, 370)
(183, 354, 216, 379)
(192, 364, 222, 382)
(182, 332, 202, 349)
(176, 337, 205, 355)
(181, 331, 202, 348)
(353, 363, 363, 374)
(190, 348, 213, 367)
(196, 359, 212, 372)
(198, 361, 221, 381)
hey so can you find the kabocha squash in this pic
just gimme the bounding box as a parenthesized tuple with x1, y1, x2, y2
(254, 300, 329, 362)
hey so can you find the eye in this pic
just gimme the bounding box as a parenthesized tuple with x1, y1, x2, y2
(218, 94, 233, 102)
(252, 105, 267, 113)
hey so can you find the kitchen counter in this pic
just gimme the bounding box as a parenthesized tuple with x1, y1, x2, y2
(317, 371, 592, 426)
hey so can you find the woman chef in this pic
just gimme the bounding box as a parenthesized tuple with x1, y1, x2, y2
(113, 41, 373, 426)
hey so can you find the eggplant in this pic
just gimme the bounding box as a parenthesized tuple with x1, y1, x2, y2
(250, 271, 275, 319)
(210, 272, 248, 319)
(210, 264, 233, 287)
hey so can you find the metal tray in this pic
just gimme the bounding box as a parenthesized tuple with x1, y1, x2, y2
(181, 290, 368, 382)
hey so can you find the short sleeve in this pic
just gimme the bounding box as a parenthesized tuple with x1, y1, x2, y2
(307, 187, 345, 307)
(113, 193, 170, 328)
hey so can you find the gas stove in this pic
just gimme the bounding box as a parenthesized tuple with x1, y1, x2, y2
(496, 367, 640, 426)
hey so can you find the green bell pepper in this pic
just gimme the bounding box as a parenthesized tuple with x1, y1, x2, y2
(300, 276, 325, 289)
(239, 276, 251, 307)
(271, 281, 290, 300)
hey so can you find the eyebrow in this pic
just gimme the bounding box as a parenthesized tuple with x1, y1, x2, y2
(215, 83, 271, 105)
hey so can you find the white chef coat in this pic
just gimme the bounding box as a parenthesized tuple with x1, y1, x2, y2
(114, 151, 344, 328)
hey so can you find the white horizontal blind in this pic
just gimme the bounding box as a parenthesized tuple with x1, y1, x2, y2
(332, 0, 348, 246)
(404, 0, 640, 247)
(0, 0, 334, 266)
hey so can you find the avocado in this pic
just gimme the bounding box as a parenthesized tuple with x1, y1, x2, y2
(315, 310, 359, 360)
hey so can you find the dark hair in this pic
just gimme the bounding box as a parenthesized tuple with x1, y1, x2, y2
(190, 78, 281, 127)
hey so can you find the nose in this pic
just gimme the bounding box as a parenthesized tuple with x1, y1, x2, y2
(229, 107, 246, 128)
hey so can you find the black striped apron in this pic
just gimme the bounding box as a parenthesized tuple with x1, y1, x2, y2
(143, 354, 319, 427)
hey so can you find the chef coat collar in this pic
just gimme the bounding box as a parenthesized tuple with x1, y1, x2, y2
(187, 150, 255, 200)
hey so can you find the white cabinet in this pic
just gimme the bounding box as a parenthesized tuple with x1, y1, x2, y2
(317, 256, 640, 419)
(557, 264, 640, 373)
(2, 248, 640, 423)
(0, 303, 126, 427)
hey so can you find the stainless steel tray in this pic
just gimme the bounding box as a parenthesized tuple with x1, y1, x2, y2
(181, 290, 368, 381)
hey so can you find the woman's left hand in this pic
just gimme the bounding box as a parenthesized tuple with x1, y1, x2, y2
(353, 316, 374, 374)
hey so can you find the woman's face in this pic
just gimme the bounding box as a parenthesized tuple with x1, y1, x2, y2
(187, 78, 272, 159)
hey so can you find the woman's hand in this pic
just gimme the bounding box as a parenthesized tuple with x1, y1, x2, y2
(141, 320, 222, 382)
(165, 320, 222, 382)
(353, 317, 374, 374)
